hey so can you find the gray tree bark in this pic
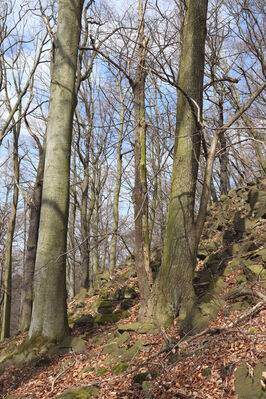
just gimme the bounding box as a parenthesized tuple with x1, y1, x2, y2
(29, 0, 84, 341)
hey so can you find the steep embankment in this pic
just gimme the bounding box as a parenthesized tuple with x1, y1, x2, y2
(0, 180, 265, 398)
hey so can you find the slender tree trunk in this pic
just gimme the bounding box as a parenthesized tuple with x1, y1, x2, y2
(29, 0, 84, 341)
(1, 129, 19, 340)
(67, 196, 76, 299)
(140, 0, 208, 333)
(133, 0, 153, 308)
(20, 143, 44, 331)
(110, 92, 124, 270)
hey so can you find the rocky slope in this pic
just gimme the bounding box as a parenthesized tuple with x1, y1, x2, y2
(0, 179, 265, 399)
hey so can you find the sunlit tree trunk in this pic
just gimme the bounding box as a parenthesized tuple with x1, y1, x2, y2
(141, 0, 208, 333)
(20, 135, 45, 331)
(110, 82, 125, 270)
(29, 0, 84, 341)
(1, 127, 19, 340)
(133, 0, 153, 307)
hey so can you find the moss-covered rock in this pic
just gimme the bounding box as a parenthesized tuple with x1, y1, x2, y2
(94, 312, 120, 324)
(117, 322, 156, 334)
(223, 258, 242, 276)
(246, 264, 266, 280)
(74, 288, 88, 302)
(114, 286, 137, 300)
(73, 314, 94, 329)
(48, 337, 86, 355)
(92, 299, 115, 314)
(116, 332, 130, 347)
(234, 361, 265, 399)
(112, 363, 129, 375)
(142, 381, 154, 399)
(102, 342, 119, 354)
(56, 385, 100, 398)
(91, 336, 105, 346)
(199, 299, 226, 319)
(230, 301, 250, 311)
(235, 274, 247, 284)
(95, 367, 108, 376)
(119, 299, 134, 310)
(230, 241, 257, 256)
(132, 371, 158, 384)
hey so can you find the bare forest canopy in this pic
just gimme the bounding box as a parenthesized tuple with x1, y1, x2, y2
(0, 0, 265, 351)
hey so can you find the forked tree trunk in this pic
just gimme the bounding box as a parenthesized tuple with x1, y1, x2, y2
(139, 0, 209, 334)
(29, 0, 84, 341)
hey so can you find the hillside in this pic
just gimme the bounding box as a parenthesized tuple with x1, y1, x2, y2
(0, 180, 265, 399)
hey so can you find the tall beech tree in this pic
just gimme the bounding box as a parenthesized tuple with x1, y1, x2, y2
(140, 0, 209, 331)
(29, 0, 85, 341)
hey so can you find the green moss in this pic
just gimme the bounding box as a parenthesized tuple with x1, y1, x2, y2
(102, 343, 119, 354)
(94, 313, 120, 324)
(112, 363, 129, 375)
(234, 361, 265, 399)
(91, 336, 105, 346)
(117, 322, 156, 334)
(95, 367, 108, 376)
(56, 385, 100, 398)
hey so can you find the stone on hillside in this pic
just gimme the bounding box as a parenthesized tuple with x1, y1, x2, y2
(227, 189, 236, 197)
(74, 314, 94, 329)
(116, 341, 144, 362)
(248, 188, 266, 218)
(233, 211, 246, 236)
(220, 195, 228, 202)
(74, 288, 88, 302)
(102, 342, 119, 354)
(257, 248, 266, 263)
(234, 361, 265, 399)
(223, 229, 235, 244)
(223, 258, 242, 276)
(117, 322, 156, 334)
(114, 286, 137, 300)
(115, 332, 130, 347)
(96, 271, 110, 281)
(230, 301, 250, 311)
(112, 363, 129, 375)
(244, 264, 266, 283)
(56, 385, 100, 398)
(119, 299, 134, 310)
(230, 241, 257, 256)
(235, 274, 247, 284)
(94, 312, 120, 324)
(91, 336, 105, 346)
(49, 337, 86, 355)
(142, 381, 154, 399)
(92, 299, 115, 314)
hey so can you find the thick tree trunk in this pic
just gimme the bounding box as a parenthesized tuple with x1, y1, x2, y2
(29, 0, 84, 341)
(20, 144, 44, 331)
(140, 0, 208, 333)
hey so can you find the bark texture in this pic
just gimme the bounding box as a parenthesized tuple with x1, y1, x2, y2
(29, 0, 84, 341)
(20, 142, 44, 331)
(140, 0, 208, 333)
(133, 0, 153, 308)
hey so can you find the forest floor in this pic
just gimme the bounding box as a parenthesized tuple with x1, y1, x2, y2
(0, 184, 265, 399)
(0, 263, 265, 399)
